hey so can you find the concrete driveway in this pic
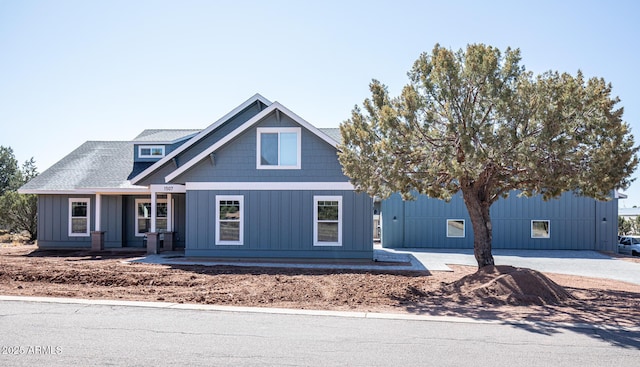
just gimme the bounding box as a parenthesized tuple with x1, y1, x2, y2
(381, 246, 640, 285)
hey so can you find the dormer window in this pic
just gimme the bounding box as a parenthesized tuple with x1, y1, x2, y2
(256, 127, 301, 169)
(139, 146, 165, 158)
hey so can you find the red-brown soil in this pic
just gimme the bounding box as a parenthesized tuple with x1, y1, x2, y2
(1, 243, 639, 328)
(438, 265, 573, 306)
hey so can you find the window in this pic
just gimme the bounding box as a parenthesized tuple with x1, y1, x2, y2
(135, 199, 168, 236)
(256, 127, 301, 169)
(447, 219, 465, 238)
(314, 196, 342, 246)
(68, 198, 90, 237)
(138, 146, 165, 158)
(216, 196, 244, 245)
(531, 220, 550, 238)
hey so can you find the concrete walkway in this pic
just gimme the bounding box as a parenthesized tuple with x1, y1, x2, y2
(131, 250, 424, 272)
(130, 246, 640, 285)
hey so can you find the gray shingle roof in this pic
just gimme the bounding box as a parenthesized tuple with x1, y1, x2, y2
(319, 128, 341, 144)
(133, 129, 200, 142)
(22, 125, 343, 191)
(21, 141, 144, 191)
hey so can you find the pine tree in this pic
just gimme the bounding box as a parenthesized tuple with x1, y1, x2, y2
(0, 147, 38, 241)
(339, 44, 638, 268)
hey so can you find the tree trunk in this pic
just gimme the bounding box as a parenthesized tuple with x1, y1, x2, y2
(461, 185, 495, 268)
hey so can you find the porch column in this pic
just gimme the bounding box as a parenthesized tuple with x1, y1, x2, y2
(147, 191, 158, 254)
(148, 184, 185, 253)
(91, 193, 105, 251)
(95, 193, 101, 231)
(162, 193, 174, 251)
(150, 191, 157, 233)
(167, 193, 173, 231)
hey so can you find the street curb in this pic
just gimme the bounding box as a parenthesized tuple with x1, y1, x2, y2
(1, 295, 638, 333)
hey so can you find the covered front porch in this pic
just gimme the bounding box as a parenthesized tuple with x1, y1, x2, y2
(90, 184, 187, 254)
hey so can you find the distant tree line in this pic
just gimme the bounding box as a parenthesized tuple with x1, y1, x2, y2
(0, 146, 38, 241)
(618, 215, 640, 236)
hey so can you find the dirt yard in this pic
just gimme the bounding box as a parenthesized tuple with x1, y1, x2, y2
(1, 242, 639, 328)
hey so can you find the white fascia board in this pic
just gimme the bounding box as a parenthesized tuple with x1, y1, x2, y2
(19, 187, 151, 195)
(186, 182, 355, 191)
(616, 191, 628, 199)
(130, 93, 272, 185)
(165, 102, 341, 183)
(18, 189, 97, 195)
(87, 188, 150, 194)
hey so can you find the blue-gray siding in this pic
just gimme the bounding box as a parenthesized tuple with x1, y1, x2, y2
(121, 195, 187, 248)
(381, 192, 618, 251)
(185, 190, 373, 259)
(138, 101, 266, 185)
(171, 112, 346, 183)
(37, 194, 186, 249)
(38, 194, 100, 248)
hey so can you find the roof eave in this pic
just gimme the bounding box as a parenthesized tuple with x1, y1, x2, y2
(19, 187, 150, 195)
(130, 93, 272, 185)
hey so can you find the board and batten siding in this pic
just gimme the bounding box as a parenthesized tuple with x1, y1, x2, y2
(38, 194, 188, 249)
(381, 191, 618, 251)
(37, 194, 124, 248)
(185, 190, 373, 259)
(171, 112, 345, 184)
(137, 101, 266, 186)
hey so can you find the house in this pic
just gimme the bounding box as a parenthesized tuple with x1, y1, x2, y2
(19, 94, 374, 259)
(618, 207, 640, 222)
(19, 93, 621, 258)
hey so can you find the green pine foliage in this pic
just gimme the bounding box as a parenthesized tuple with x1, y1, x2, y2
(0, 146, 38, 241)
(339, 44, 638, 267)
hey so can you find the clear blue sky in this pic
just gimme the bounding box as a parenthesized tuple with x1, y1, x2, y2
(1, 0, 639, 205)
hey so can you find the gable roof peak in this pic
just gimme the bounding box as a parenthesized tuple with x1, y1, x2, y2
(130, 93, 272, 184)
(164, 101, 340, 183)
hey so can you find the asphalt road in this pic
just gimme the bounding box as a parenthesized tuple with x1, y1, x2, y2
(0, 299, 638, 367)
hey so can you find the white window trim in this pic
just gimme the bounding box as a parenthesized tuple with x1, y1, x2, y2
(215, 195, 244, 245)
(531, 219, 551, 239)
(446, 219, 465, 238)
(68, 198, 90, 237)
(135, 198, 168, 237)
(138, 145, 166, 158)
(256, 127, 301, 170)
(313, 195, 342, 247)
